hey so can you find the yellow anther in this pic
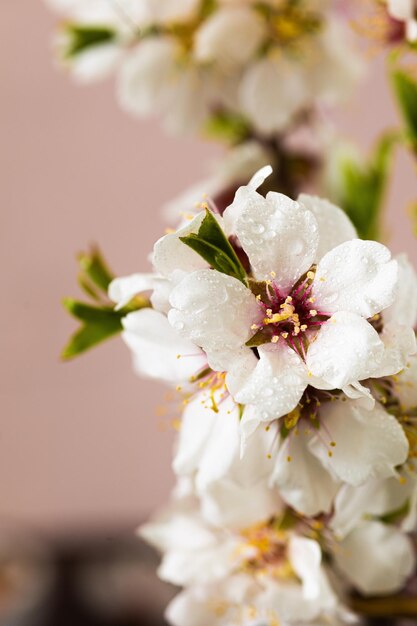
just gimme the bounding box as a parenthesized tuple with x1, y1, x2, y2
(307, 271, 315, 280)
(309, 310, 317, 317)
(176, 354, 181, 359)
(263, 312, 292, 325)
(287, 456, 292, 462)
(267, 454, 272, 459)
(266, 308, 272, 317)
(285, 408, 301, 430)
(251, 324, 260, 330)
(300, 324, 307, 332)
(270, 271, 276, 278)
(271, 336, 279, 343)
(328, 451, 333, 458)
(330, 441, 336, 447)
(281, 332, 289, 339)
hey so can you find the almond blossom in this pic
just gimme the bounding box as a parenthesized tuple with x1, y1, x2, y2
(140, 488, 348, 626)
(167, 167, 415, 423)
(46, 0, 361, 135)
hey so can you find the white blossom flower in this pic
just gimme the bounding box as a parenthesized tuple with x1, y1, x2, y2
(47, 0, 362, 134)
(167, 167, 413, 427)
(239, 19, 361, 135)
(140, 490, 344, 626)
(387, 0, 417, 42)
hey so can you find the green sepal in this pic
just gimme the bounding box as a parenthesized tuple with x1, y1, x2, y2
(61, 296, 150, 360)
(379, 499, 410, 525)
(336, 133, 398, 240)
(246, 329, 270, 348)
(180, 209, 247, 284)
(78, 246, 114, 294)
(61, 317, 123, 360)
(63, 298, 123, 324)
(203, 111, 251, 145)
(64, 24, 116, 58)
(391, 68, 417, 152)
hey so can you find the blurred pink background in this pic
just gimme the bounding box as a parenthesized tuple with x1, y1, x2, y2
(1, 1, 416, 533)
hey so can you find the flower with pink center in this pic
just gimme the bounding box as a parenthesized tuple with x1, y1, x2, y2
(166, 166, 414, 429)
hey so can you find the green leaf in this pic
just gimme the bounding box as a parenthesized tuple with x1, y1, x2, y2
(63, 298, 123, 324)
(64, 24, 116, 58)
(180, 209, 247, 284)
(203, 111, 251, 145)
(61, 317, 123, 360)
(62, 246, 151, 361)
(336, 133, 398, 240)
(391, 68, 417, 151)
(78, 246, 114, 294)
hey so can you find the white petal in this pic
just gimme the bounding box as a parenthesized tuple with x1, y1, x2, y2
(334, 521, 415, 595)
(248, 164, 273, 190)
(201, 477, 282, 531)
(117, 37, 178, 117)
(165, 590, 214, 626)
(153, 212, 207, 278)
(227, 343, 308, 421)
(388, 0, 414, 20)
(225, 187, 318, 290)
(313, 240, 398, 317)
(194, 6, 266, 69)
(169, 269, 261, 358)
(289, 536, 322, 600)
(370, 321, 416, 378)
(306, 312, 384, 388)
(298, 194, 357, 262)
(239, 56, 309, 134)
(384, 253, 417, 327)
(194, 399, 241, 492)
(121, 309, 206, 384)
(331, 478, 413, 539)
(271, 432, 339, 516)
(159, 539, 237, 586)
(108, 273, 157, 309)
(140, 514, 216, 554)
(309, 400, 409, 486)
(70, 44, 123, 83)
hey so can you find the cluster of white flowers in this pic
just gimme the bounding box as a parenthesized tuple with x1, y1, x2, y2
(45, 0, 361, 134)
(108, 166, 417, 624)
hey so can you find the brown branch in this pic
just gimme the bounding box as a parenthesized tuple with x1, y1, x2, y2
(351, 595, 417, 618)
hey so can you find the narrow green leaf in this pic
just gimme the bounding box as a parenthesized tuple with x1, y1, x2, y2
(65, 24, 116, 58)
(380, 499, 410, 525)
(61, 318, 122, 360)
(246, 329, 270, 348)
(78, 246, 114, 293)
(337, 133, 398, 240)
(77, 273, 102, 302)
(62, 298, 123, 324)
(180, 209, 247, 284)
(392, 69, 417, 150)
